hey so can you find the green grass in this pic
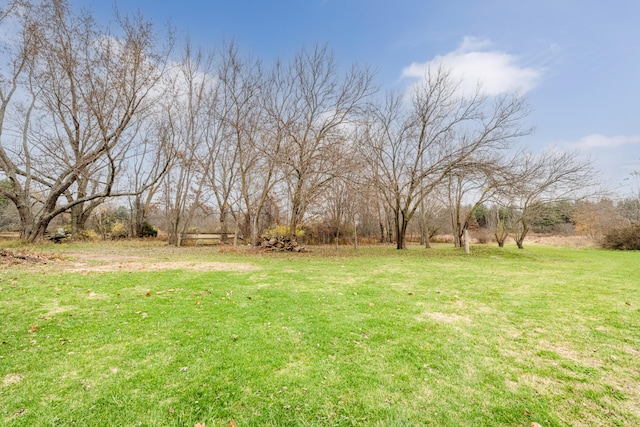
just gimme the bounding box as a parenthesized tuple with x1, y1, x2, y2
(1, 242, 638, 426)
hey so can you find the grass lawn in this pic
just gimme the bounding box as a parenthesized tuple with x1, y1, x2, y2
(0, 242, 638, 426)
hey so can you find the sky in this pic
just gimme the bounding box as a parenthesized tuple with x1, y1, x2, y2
(75, 0, 640, 194)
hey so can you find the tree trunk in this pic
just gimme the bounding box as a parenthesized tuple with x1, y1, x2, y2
(24, 219, 50, 243)
(15, 199, 35, 242)
(387, 215, 394, 243)
(166, 208, 181, 246)
(395, 210, 408, 250)
(220, 205, 229, 243)
(288, 199, 303, 241)
(70, 202, 83, 237)
(514, 220, 528, 249)
(132, 196, 149, 238)
(454, 228, 464, 248)
(250, 214, 260, 247)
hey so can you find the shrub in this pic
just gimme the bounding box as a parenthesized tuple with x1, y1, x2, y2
(141, 222, 158, 238)
(264, 225, 305, 239)
(110, 221, 129, 239)
(430, 234, 454, 244)
(600, 223, 640, 250)
(473, 228, 493, 244)
(78, 229, 99, 241)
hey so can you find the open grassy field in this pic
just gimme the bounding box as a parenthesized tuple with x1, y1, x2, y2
(0, 242, 638, 426)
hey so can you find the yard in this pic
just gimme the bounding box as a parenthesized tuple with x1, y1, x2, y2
(0, 242, 638, 426)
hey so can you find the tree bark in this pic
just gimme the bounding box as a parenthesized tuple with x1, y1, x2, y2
(514, 220, 528, 249)
(395, 210, 409, 249)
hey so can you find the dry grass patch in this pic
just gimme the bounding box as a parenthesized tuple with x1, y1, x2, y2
(416, 311, 472, 324)
(65, 260, 259, 273)
(3, 374, 22, 387)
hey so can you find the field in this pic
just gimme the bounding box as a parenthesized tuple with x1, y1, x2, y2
(0, 242, 638, 426)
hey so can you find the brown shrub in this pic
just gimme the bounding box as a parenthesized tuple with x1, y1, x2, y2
(600, 223, 640, 250)
(473, 228, 493, 244)
(430, 234, 454, 244)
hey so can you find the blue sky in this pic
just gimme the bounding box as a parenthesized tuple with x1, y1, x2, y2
(76, 0, 640, 192)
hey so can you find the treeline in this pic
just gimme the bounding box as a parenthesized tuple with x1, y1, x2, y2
(0, 0, 624, 249)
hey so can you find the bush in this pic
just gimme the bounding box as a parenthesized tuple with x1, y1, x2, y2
(430, 234, 454, 244)
(264, 225, 305, 239)
(141, 222, 158, 238)
(473, 228, 493, 244)
(110, 221, 129, 239)
(78, 229, 99, 241)
(600, 223, 640, 250)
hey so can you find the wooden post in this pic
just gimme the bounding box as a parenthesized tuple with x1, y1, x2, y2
(464, 229, 470, 254)
(353, 216, 358, 250)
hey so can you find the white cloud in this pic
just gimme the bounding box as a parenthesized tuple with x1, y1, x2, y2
(402, 37, 543, 96)
(458, 36, 493, 52)
(570, 134, 640, 149)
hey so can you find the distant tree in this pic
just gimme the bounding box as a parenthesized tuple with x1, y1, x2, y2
(417, 198, 448, 248)
(162, 42, 215, 246)
(486, 204, 514, 247)
(619, 170, 640, 222)
(473, 203, 489, 228)
(362, 66, 530, 249)
(617, 196, 640, 224)
(124, 124, 172, 238)
(443, 163, 503, 248)
(272, 45, 374, 240)
(573, 199, 623, 239)
(501, 149, 596, 249)
(214, 43, 283, 246)
(529, 200, 575, 234)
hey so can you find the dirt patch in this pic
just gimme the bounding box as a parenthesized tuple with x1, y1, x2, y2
(3, 374, 22, 387)
(416, 311, 471, 324)
(0, 249, 58, 266)
(66, 260, 259, 273)
(43, 305, 73, 317)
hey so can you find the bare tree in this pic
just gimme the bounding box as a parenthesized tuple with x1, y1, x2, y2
(0, 1, 169, 241)
(618, 170, 640, 223)
(441, 149, 520, 248)
(269, 45, 374, 239)
(443, 167, 494, 248)
(314, 160, 359, 248)
(572, 199, 624, 240)
(162, 42, 216, 246)
(213, 43, 283, 246)
(124, 122, 172, 237)
(0, 0, 40, 240)
(203, 103, 237, 244)
(417, 196, 448, 248)
(362, 66, 530, 249)
(501, 149, 596, 248)
(486, 203, 513, 247)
